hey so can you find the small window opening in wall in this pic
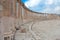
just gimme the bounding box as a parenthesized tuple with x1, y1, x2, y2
(4, 36, 9, 40)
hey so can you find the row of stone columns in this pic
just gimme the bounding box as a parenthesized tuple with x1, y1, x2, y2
(0, 0, 28, 40)
(0, 0, 23, 40)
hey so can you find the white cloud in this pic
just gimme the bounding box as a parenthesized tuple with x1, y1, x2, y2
(42, 6, 60, 14)
(25, 0, 41, 7)
(45, 0, 54, 5)
(42, 8, 53, 13)
(55, 6, 60, 11)
(24, 0, 60, 14)
(55, 6, 60, 14)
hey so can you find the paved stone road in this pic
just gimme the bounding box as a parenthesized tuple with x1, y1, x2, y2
(32, 20, 60, 40)
(15, 20, 60, 40)
(15, 22, 35, 40)
(1, 17, 60, 40)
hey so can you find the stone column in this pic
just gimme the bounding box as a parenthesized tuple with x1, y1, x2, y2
(24, 9, 28, 19)
(13, 0, 17, 18)
(0, 3, 4, 40)
(0, 19, 4, 40)
(0, 1, 3, 40)
(16, 0, 23, 25)
(0, 25, 4, 40)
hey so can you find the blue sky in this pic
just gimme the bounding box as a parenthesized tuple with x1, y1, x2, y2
(21, 0, 28, 3)
(21, 0, 60, 14)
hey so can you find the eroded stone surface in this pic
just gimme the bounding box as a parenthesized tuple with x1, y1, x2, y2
(32, 20, 60, 40)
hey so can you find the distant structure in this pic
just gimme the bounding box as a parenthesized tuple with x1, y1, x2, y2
(0, 0, 60, 40)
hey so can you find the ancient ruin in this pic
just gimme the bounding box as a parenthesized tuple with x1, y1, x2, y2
(0, 0, 60, 40)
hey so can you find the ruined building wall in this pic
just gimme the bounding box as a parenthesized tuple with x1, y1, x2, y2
(0, 0, 17, 40)
(23, 7, 60, 20)
(0, 0, 17, 17)
(0, 0, 60, 40)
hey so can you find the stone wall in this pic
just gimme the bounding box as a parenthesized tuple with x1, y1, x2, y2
(23, 8, 60, 21)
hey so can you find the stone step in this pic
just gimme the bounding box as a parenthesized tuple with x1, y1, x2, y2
(15, 32, 34, 40)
